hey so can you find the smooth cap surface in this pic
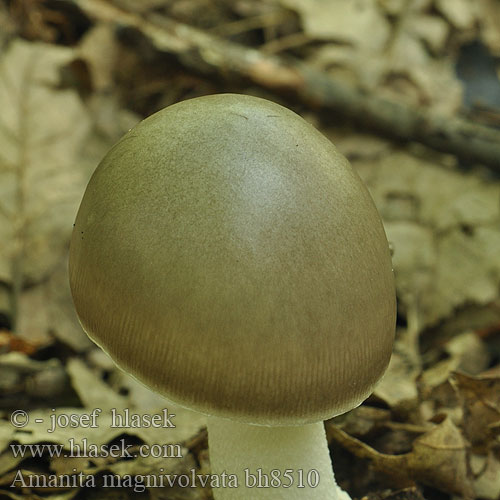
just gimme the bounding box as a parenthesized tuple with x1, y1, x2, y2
(69, 94, 396, 425)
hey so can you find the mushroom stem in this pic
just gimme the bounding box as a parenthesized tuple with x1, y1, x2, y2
(207, 417, 351, 499)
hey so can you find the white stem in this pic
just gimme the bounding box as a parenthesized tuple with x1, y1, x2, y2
(207, 417, 351, 499)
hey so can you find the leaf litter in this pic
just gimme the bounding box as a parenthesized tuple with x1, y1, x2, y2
(1, 0, 500, 498)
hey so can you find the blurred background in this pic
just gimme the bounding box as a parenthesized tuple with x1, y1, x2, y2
(0, 0, 500, 498)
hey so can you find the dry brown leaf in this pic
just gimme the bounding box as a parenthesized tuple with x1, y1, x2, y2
(435, 0, 478, 30)
(78, 23, 119, 92)
(303, 1, 461, 112)
(388, 31, 430, 69)
(419, 377, 462, 424)
(66, 357, 127, 411)
(451, 371, 500, 450)
(0, 352, 67, 403)
(66, 357, 207, 446)
(110, 369, 172, 410)
(433, 227, 500, 323)
(359, 151, 500, 326)
(0, 39, 95, 346)
(443, 332, 491, 374)
(16, 255, 91, 351)
(0, 39, 91, 284)
(384, 222, 434, 295)
(86, 92, 140, 142)
(332, 405, 391, 438)
(280, 0, 390, 50)
(407, 416, 473, 497)
(420, 332, 490, 391)
(471, 451, 500, 499)
(328, 416, 474, 496)
(479, 0, 500, 54)
(375, 351, 420, 409)
(0, 331, 37, 355)
(379, 0, 433, 14)
(409, 14, 449, 53)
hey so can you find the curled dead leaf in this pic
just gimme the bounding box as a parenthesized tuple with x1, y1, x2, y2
(327, 416, 474, 497)
(451, 371, 500, 451)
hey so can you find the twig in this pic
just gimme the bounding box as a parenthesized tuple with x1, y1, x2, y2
(73, 0, 500, 171)
(209, 11, 293, 38)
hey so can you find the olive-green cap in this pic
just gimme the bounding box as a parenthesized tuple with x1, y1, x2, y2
(69, 94, 396, 425)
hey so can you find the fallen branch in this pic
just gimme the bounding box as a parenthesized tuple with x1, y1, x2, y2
(74, 0, 500, 171)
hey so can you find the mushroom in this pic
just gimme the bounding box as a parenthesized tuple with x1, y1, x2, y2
(69, 94, 396, 499)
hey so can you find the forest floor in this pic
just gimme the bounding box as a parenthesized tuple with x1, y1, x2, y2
(0, 1, 500, 499)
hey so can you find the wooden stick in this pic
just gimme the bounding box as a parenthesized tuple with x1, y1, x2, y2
(74, 0, 500, 171)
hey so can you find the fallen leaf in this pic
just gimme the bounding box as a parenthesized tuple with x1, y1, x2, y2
(384, 222, 435, 296)
(407, 416, 473, 497)
(479, 0, 500, 54)
(471, 451, 500, 499)
(419, 377, 462, 424)
(0, 331, 37, 355)
(0, 39, 93, 341)
(451, 371, 500, 450)
(66, 357, 127, 411)
(0, 352, 67, 403)
(360, 151, 500, 326)
(78, 23, 120, 92)
(409, 14, 449, 53)
(420, 331, 490, 395)
(0, 39, 91, 284)
(332, 405, 391, 438)
(435, 0, 478, 30)
(433, 227, 500, 323)
(328, 416, 474, 496)
(279, 0, 390, 51)
(375, 351, 419, 409)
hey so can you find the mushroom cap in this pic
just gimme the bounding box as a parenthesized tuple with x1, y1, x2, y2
(69, 94, 396, 425)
